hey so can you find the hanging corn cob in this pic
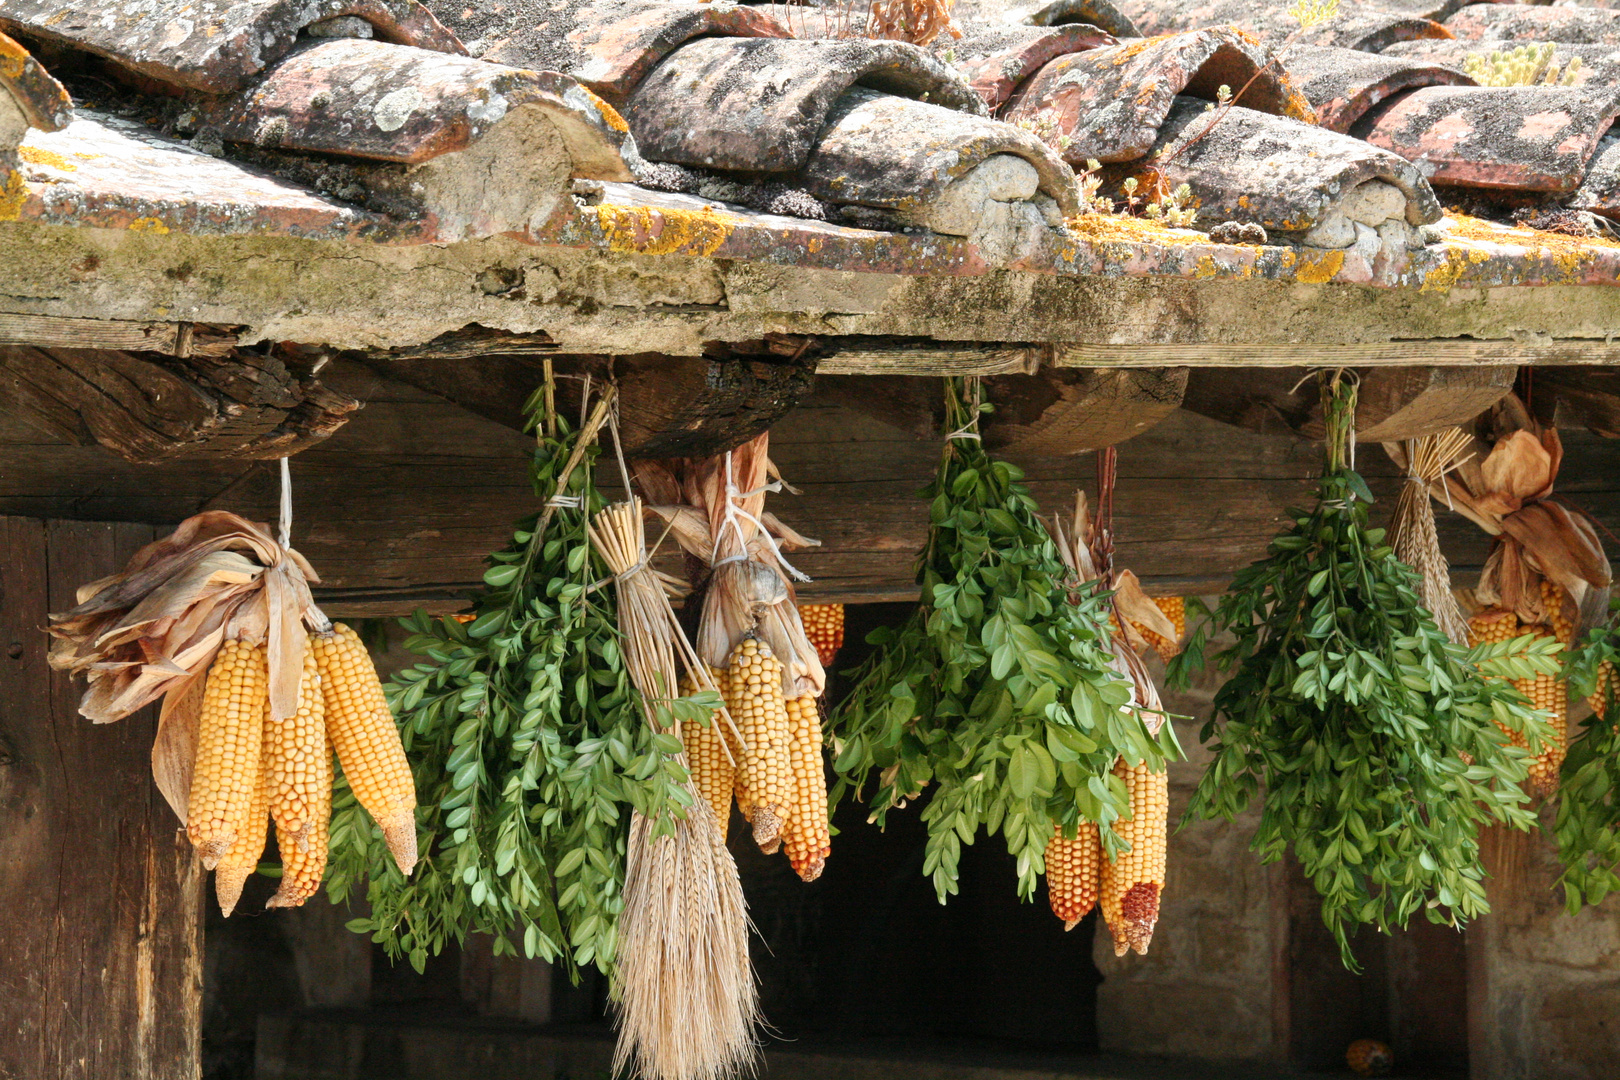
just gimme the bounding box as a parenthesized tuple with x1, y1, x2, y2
(187, 638, 270, 868)
(723, 635, 795, 853)
(680, 668, 737, 839)
(1175, 371, 1556, 969)
(214, 736, 273, 918)
(1099, 758, 1168, 956)
(265, 644, 330, 853)
(1046, 821, 1102, 929)
(798, 604, 845, 668)
(782, 693, 831, 882)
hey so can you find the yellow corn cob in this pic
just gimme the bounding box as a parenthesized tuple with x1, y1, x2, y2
(187, 638, 269, 868)
(722, 635, 795, 854)
(1100, 758, 1168, 957)
(1588, 660, 1616, 718)
(1153, 596, 1186, 641)
(782, 693, 831, 882)
(1514, 624, 1566, 798)
(1047, 820, 1102, 930)
(1467, 607, 1519, 648)
(214, 710, 272, 918)
(1541, 579, 1576, 647)
(312, 622, 417, 875)
(798, 603, 845, 669)
(265, 642, 331, 852)
(266, 744, 331, 910)
(679, 668, 736, 840)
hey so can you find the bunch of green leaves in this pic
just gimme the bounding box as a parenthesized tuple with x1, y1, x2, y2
(1554, 619, 1620, 912)
(829, 377, 1172, 905)
(327, 389, 716, 977)
(1169, 373, 1558, 968)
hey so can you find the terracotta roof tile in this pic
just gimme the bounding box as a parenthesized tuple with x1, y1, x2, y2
(1445, 3, 1620, 46)
(0, 1, 462, 94)
(1001, 28, 1314, 164)
(13, 112, 401, 239)
(1103, 99, 1440, 237)
(623, 37, 984, 173)
(1379, 39, 1620, 87)
(1111, 0, 1451, 50)
(203, 39, 632, 180)
(0, 30, 73, 136)
(801, 87, 1080, 221)
(949, 25, 1118, 109)
(1018, 0, 1142, 35)
(426, 0, 789, 103)
(1358, 84, 1620, 193)
(1569, 133, 1620, 218)
(1280, 43, 1474, 132)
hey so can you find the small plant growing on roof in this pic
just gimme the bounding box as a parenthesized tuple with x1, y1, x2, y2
(1287, 0, 1341, 30)
(1465, 43, 1582, 87)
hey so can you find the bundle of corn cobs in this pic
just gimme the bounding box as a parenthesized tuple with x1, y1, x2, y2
(1391, 395, 1613, 796)
(1044, 486, 1184, 955)
(636, 433, 835, 881)
(45, 511, 416, 914)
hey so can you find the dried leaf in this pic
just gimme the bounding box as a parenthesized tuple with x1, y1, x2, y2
(152, 672, 207, 824)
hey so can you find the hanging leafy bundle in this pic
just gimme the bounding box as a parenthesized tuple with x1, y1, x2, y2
(830, 377, 1169, 904)
(1555, 626, 1620, 912)
(328, 384, 712, 976)
(1171, 372, 1559, 967)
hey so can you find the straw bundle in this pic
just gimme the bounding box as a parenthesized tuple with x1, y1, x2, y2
(589, 497, 761, 1080)
(1385, 429, 1474, 645)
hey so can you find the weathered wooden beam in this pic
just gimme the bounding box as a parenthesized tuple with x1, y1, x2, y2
(364, 349, 817, 458)
(0, 313, 237, 356)
(1053, 341, 1620, 367)
(1182, 366, 1517, 441)
(982, 367, 1188, 455)
(0, 345, 360, 462)
(0, 518, 203, 1080)
(816, 343, 1041, 376)
(1532, 367, 1620, 438)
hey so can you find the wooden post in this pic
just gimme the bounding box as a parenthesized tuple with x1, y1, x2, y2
(0, 517, 204, 1080)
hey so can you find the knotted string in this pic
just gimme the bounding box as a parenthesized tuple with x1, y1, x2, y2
(278, 456, 293, 549)
(720, 451, 811, 583)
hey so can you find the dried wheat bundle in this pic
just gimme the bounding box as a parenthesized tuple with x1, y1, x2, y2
(45, 510, 330, 819)
(590, 497, 761, 1080)
(1385, 429, 1475, 645)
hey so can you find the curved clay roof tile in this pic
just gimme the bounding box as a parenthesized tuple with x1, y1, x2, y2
(0, 30, 73, 141)
(1001, 27, 1316, 164)
(1279, 43, 1475, 132)
(949, 24, 1120, 109)
(624, 37, 986, 174)
(0, 1, 464, 94)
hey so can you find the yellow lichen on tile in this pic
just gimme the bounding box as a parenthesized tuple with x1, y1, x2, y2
(595, 203, 733, 257)
(584, 89, 630, 134)
(128, 216, 171, 234)
(19, 145, 75, 171)
(1293, 249, 1344, 284)
(1064, 212, 1207, 247)
(1420, 244, 1491, 292)
(0, 169, 26, 221)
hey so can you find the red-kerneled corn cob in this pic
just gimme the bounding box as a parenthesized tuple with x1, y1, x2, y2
(1100, 758, 1168, 956)
(798, 604, 845, 669)
(1047, 820, 1102, 930)
(782, 693, 831, 882)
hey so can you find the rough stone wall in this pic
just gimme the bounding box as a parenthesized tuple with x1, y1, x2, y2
(1092, 645, 1284, 1063)
(1471, 824, 1620, 1080)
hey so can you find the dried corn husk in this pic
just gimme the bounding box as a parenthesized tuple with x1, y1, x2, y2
(1400, 396, 1611, 642)
(636, 434, 825, 699)
(45, 509, 332, 822)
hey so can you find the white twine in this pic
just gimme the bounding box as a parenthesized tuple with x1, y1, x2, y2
(721, 451, 811, 583)
(278, 456, 293, 549)
(546, 494, 584, 509)
(943, 422, 981, 441)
